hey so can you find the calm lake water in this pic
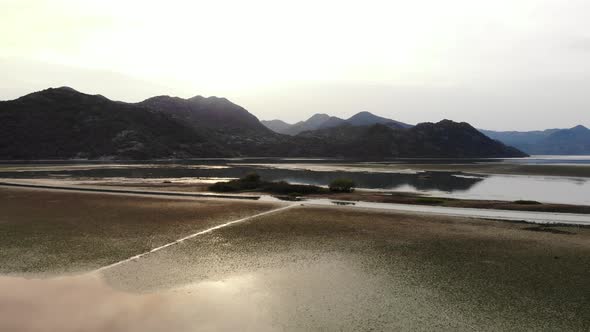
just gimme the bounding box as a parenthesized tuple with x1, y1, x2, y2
(1, 156, 589, 205)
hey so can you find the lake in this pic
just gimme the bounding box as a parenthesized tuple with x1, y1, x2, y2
(1, 156, 589, 205)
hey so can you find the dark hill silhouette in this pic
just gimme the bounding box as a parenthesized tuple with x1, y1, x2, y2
(297, 120, 526, 158)
(0, 87, 527, 160)
(139, 95, 270, 134)
(138, 94, 286, 154)
(0, 87, 224, 159)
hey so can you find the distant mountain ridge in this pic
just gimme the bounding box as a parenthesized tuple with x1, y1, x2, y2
(262, 111, 412, 135)
(262, 113, 346, 136)
(481, 126, 590, 155)
(298, 120, 525, 158)
(0, 87, 527, 159)
(346, 111, 411, 129)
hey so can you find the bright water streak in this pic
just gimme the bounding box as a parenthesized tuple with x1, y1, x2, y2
(404, 174, 590, 205)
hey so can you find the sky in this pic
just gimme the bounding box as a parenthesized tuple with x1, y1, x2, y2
(1, 0, 589, 130)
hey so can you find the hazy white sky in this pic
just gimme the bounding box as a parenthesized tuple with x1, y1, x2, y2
(1, 0, 589, 130)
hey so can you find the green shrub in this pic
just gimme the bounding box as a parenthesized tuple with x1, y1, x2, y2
(329, 178, 356, 193)
(238, 172, 261, 189)
(414, 197, 445, 205)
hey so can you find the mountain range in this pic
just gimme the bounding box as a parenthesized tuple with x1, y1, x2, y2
(481, 126, 590, 155)
(267, 111, 590, 156)
(0, 87, 527, 160)
(262, 111, 411, 135)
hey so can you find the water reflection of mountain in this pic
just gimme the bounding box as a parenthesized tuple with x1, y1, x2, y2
(0, 164, 484, 193)
(235, 168, 483, 192)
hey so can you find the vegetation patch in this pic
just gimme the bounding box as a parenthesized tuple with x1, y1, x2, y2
(332, 200, 356, 206)
(414, 197, 447, 205)
(513, 200, 542, 205)
(210, 173, 326, 195)
(328, 178, 356, 193)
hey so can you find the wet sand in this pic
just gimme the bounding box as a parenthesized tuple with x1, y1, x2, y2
(1, 189, 589, 331)
(0, 187, 280, 274)
(101, 206, 590, 330)
(0, 272, 285, 332)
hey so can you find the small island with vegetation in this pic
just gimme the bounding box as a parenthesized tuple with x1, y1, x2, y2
(209, 173, 356, 196)
(209, 173, 590, 214)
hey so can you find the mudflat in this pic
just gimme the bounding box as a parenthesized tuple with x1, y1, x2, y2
(1, 189, 589, 331)
(103, 206, 590, 331)
(0, 187, 281, 274)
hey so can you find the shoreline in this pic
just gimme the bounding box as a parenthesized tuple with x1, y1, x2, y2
(308, 191, 590, 215)
(2, 181, 589, 226)
(2, 157, 590, 177)
(5, 177, 589, 215)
